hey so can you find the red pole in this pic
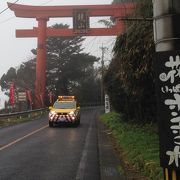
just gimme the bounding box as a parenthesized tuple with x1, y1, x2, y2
(115, 19, 125, 35)
(9, 82, 15, 106)
(35, 17, 48, 108)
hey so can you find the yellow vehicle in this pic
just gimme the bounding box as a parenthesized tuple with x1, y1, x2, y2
(48, 96, 80, 127)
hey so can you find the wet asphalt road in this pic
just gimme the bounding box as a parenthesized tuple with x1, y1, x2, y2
(0, 107, 101, 180)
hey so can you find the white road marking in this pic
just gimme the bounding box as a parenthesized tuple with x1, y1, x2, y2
(76, 119, 93, 180)
(0, 125, 48, 151)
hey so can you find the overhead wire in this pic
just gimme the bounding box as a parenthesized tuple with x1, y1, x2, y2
(40, 0, 54, 6)
(0, 0, 55, 25)
(105, 38, 116, 55)
(83, 37, 98, 53)
(0, 16, 14, 24)
(87, 6, 117, 59)
(87, 37, 100, 55)
(88, 37, 103, 57)
(0, 0, 20, 15)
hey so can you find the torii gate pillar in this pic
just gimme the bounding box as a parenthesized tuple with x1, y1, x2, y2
(35, 18, 48, 108)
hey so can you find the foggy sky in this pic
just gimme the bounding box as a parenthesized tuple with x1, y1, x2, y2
(0, 0, 116, 108)
(0, 0, 115, 77)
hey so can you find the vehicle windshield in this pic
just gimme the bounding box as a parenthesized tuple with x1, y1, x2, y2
(53, 101, 76, 109)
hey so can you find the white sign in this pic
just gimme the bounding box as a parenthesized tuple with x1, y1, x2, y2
(105, 94, 110, 113)
(18, 92, 26, 102)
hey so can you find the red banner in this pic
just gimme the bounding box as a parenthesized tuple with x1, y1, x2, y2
(9, 83, 15, 106)
(26, 90, 32, 105)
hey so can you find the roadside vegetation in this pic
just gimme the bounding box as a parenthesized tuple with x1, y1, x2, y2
(100, 112, 163, 180)
(102, 1, 162, 178)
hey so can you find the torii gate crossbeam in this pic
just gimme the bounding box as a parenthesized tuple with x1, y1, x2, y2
(8, 2, 135, 108)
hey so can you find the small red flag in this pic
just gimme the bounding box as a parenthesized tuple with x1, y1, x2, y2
(26, 90, 32, 105)
(9, 83, 15, 106)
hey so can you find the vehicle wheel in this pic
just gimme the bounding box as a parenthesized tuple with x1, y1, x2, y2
(75, 119, 80, 126)
(49, 121, 54, 127)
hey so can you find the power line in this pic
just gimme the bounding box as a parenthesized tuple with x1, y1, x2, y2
(83, 37, 98, 53)
(0, 0, 55, 25)
(0, 16, 15, 24)
(99, 44, 108, 104)
(118, 17, 153, 21)
(0, 0, 20, 15)
(40, 0, 54, 6)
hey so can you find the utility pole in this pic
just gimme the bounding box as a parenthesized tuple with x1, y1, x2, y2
(153, 0, 180, 179)
(100, 44, 108, 105)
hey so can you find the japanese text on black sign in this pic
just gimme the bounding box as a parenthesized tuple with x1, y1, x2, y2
(156, 51, 180, 169)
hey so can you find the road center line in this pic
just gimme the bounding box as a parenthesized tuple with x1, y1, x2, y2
(0, 125, 48, 151)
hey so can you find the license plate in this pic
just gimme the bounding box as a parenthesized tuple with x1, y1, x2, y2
(58, 116, 66, 121)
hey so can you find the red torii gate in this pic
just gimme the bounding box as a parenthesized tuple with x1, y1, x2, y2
(8, 2, 134, 108)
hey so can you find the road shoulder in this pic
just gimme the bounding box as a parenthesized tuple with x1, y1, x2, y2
(97, 118, 147, 180)
(97, 118, 126, 180)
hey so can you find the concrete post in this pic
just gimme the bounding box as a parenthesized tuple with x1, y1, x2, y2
(153, 0, 180, 52)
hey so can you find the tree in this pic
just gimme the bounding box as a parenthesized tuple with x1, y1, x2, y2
(104, 0, 156, 122)
(43, 23, 100, 100)
(1, 60, 36, 92)
(34, 23, 85, 95)
(1, 23, 101, 106)
(1, 67, 16, 89)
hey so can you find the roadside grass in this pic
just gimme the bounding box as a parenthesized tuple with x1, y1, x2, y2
(0, 111, 47, 127)
(100, 112, 163, 180)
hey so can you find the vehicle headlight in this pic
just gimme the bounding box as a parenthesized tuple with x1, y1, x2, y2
(69, 111, 75, 115)
(49, 111, 57, 115)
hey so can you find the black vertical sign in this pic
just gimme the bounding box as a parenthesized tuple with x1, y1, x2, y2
(155, 51, 180, 169)
(73, 9, 89, 33)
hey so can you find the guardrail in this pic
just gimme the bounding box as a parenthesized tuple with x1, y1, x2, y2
(0, 103, 104, 120)
(80, 102, 104, 107)
(0, 108, 48, 120)
(0, 105, 104, 127)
